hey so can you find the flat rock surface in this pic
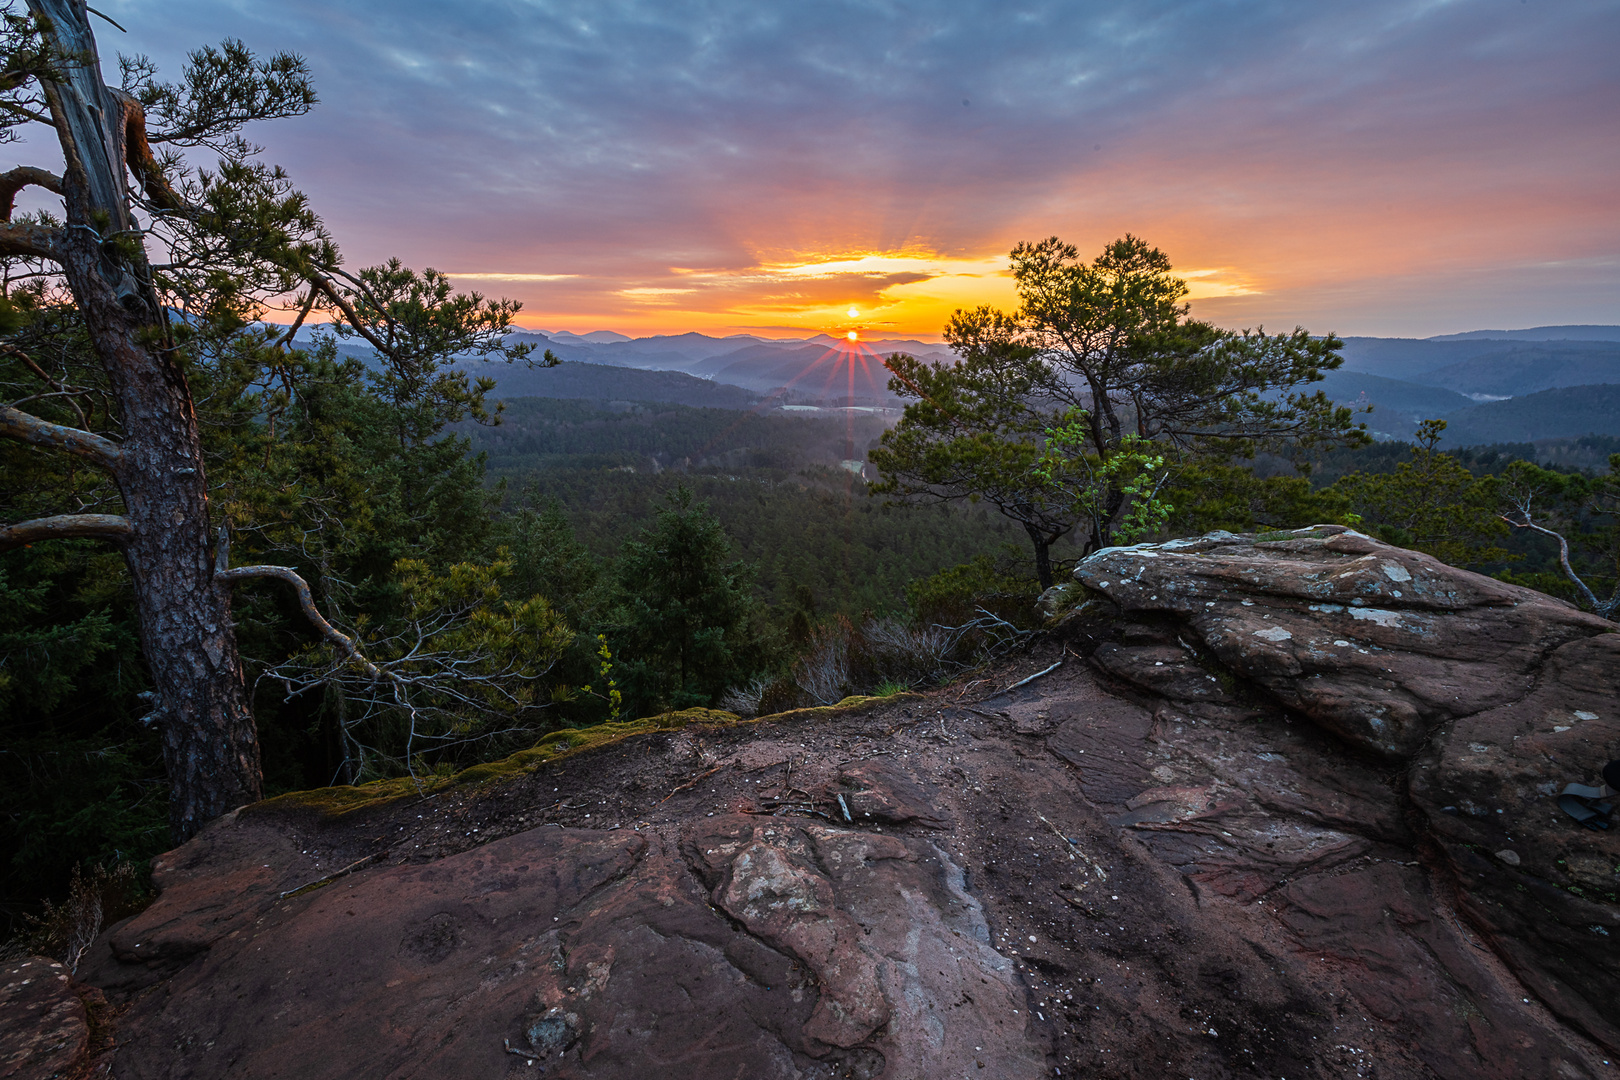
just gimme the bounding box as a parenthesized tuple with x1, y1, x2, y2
(77, 531, 1619, 1079)
(0, 957, 89, 1080)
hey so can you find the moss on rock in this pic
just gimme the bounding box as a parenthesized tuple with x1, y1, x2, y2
(252, 695, 923, 824)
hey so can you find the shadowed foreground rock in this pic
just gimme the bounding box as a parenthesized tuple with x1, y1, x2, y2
(1, 958, 91, 1079)
(26, 529, 1617, 1079)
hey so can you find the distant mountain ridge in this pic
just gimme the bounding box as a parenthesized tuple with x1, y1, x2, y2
(1336, 337, 1620, 393)
(1424, 325, 1620, 342)
(502, 329, 954, 403)
(460, 360, 761, 410)
(268, 323, 1620, 443)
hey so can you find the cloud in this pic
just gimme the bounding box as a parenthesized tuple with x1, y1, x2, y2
(73, 1, 1620, 335)
(445, 273, 578, 282)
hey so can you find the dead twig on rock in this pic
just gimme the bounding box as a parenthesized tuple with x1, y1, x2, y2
(278, 852, 385, 899)
(503, 1039, 538, 1062)
(659, 764, 728, 804)
(1037, 814, 1107, 882)
(1006, 660, 1063, 692)
(1058, 890, 1102, 918)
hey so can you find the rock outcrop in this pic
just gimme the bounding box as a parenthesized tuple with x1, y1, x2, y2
(1075, 525, 1611, 757)
(1077, 526, 1620, 1055)
(15, 528, 1616, 1079)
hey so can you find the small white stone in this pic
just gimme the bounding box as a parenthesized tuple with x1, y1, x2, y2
(1574, 710, 1600, 721)
(1495, 850, 1521, 866)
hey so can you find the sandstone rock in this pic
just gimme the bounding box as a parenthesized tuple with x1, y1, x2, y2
(1075, 527, 1620, 1056)
(1074, 526, 1612, 757)
(90, 804, 1045, 1079)
(1409, 631, 1620, 1053)
(0, 957, 88, 1080)
(829, 758, 951, 828)
(70, 562, 1620, 1077)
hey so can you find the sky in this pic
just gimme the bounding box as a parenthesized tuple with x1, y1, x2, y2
(36, 1, 1620, 339)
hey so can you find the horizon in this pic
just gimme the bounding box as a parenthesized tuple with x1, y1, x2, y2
(32, 1, 1618, 340)
(517, 323, 1620, 345)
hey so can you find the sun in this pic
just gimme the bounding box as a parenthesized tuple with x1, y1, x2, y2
(847, 307, 859, 318)
(846, 330, 859, 341)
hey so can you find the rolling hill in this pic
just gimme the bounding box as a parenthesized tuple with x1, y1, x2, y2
(1426, 325, 1620, 342)
(1337, 337, 1620, 394)
(1435, 384, 1620, 447)
(456, 359, 761, 409)
(277, 323, 1620, 442)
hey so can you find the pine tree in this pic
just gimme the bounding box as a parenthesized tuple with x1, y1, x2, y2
(609, 487, 762, 713)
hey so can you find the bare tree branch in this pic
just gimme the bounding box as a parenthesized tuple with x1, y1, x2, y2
(5, 343, 91, 426)
(0, 402, 122, 468)
(216, 562, 395, 684)
(307, 272, 393, 356)
(0, 165, 62, 220)
(1500, 512, 1616, 620)
(274, 287, 317, 349)
(0, 218, 60, 259)
(0, 512, 131, 550)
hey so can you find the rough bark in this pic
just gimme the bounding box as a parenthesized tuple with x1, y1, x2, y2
(24, 0, 263, 839)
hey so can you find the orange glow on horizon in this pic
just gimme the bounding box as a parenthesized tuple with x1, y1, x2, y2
(455, 235, 1299, 342)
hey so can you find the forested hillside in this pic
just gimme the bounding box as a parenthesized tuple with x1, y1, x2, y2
(1436, 384, 1620, 445)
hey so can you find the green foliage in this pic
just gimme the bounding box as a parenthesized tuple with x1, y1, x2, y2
(473, 402, 1038, 618)
(1162, 461, 1351, 537)
(1331, 420, 1509, 565)
(496, 494, 603, 628)
(579, 635, 623, 723)
(334, 261, 537, 441)
(475, 395, 894, 478)
(0, 544, 166, 934)
(870, 328, 1075, 585)
(1036, 414, 1172, 545)
(905, 553, 1041, 627)
(121, 38, 317, 152)
(607, 487, 768, 715)
(871, 235, 1367, 581)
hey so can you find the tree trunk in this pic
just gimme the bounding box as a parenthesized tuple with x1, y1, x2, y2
(33, 0, 263, 840)
(1025, 523, 1054, 589)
